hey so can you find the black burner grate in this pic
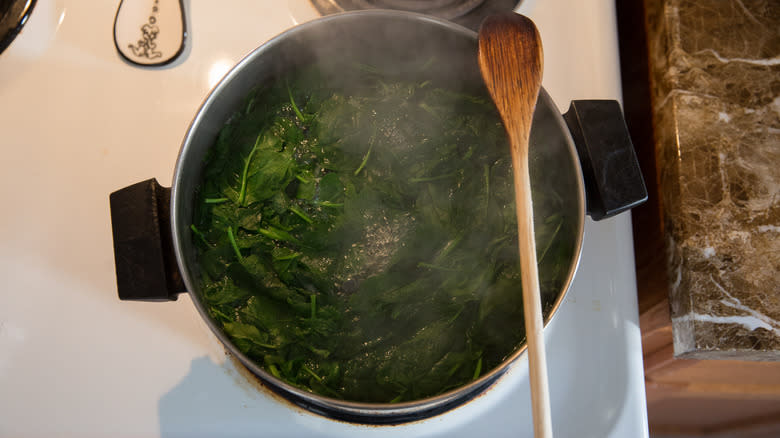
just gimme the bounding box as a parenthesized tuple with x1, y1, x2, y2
(309, 0, 519, 31)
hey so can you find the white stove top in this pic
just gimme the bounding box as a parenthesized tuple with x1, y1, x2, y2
(0, 1, 648, 436)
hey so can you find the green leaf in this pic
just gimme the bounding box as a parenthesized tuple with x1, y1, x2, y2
(258, 225, 300, 244)
(241, 295, 292, 332)
(223, 321, 279, 352)
(202, 277, 249, 307)
(295, 170, 316, 200)
(318, 173, 344, 202)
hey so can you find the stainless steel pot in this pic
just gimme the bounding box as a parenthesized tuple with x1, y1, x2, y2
(110, 10, 646, 424)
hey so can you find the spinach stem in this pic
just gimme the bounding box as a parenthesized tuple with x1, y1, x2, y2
(433, 236, 462, 264)
(538, 218, 563, 264)
(352, 62, 380, 74)
(319, 384, 343, 399)
(190, 224, 210, 246)
(447, 307, 465, 324)
(287, 81, 306, 123)
(409, 172, 455, 183)
(489, 235, 510, 247)
(483, 164, 490, 217)
(227, 226, 243, 262)
(258, 226, 300, 244)
(301, 365, 323, 382)
(204, 197, 229, 204)
(238, 135, 261, 206)
(255, 341, 279, 349)
(354, 143, 373, 176)
(319, 201, 344, 208)
(268, 364, 282, 379)
(417, 262, 457, 272)
(209, 307, 231, 322)
(310, 294, 317, 319)
(421, 55, 436, 71)
(418, 102, 438, 118)
(244, 96, 256, 115)
(446, 363, 462, 378)
(289, 205, 314, 224)
(274, 251, 301, 261)
(472, 356, 483, 380)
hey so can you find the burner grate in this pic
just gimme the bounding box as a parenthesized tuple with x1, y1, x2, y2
(309, 0, 519, 31)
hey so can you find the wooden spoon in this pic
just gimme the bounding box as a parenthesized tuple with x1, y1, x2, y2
(478, 13, 551, 438)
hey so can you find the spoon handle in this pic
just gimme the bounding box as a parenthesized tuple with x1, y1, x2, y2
(513, 146, 553, 438)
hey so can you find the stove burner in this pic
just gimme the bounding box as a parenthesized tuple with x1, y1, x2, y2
(309, 0, 519, 31)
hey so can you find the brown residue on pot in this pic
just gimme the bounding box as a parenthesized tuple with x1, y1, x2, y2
(223, 351, 392, 426)
(222, 345, 512, 428)
(222, 351, 370, 425)
(223, 350, 304, 410)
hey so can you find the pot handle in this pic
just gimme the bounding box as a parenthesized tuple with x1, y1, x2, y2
(109, 178, 185, 301)
(562, 100, 647, 220)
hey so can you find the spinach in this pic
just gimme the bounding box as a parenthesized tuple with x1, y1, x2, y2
(191, 64, 576, 403)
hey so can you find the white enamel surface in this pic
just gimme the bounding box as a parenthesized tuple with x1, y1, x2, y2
(113, 0, 185, 65)
(0, 1, 648, 437)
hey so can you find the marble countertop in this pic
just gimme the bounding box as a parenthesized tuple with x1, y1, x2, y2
(642, 0, 779, 359)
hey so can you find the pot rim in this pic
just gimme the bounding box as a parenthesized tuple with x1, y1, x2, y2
(171, 9, 585, 423)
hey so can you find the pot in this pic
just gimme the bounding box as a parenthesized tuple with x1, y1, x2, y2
(110, 10, 646, 424)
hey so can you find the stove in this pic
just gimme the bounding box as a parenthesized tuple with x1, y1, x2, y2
(0, 1, 648, 437)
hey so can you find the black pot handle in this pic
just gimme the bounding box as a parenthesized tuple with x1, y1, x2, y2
(562, 100, 648, 220)
(109, 178, 185, 301)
